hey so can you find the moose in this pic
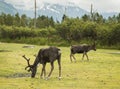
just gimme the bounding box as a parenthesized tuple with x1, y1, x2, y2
(22, 46, 61, 80)
(70, 42, 96, 62)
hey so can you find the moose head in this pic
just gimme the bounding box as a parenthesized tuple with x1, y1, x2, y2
(22, 55, 37, 78)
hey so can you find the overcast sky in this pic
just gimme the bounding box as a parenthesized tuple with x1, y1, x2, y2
(4, 0, 120, 12)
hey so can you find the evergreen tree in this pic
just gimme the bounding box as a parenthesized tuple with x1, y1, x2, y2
(0, 13, 5, 25)
(21, 14, 27, 27)
(6, 14, 13, 26)
(13, 13, 20, 26)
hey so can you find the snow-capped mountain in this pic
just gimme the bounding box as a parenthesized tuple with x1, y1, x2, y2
(17, 2, 89, 21)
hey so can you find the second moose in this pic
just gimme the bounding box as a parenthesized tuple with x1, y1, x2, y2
(70, 42, 96, 62)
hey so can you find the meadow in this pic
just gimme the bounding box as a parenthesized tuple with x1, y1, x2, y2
(0, 42, 120, 89)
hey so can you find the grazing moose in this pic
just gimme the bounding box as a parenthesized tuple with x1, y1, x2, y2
(22, 46, 61, 79)
(70, 42, 96, 62)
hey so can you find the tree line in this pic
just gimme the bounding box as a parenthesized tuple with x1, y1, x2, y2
(0, 13, 54, 28)
(0, 12, 120, 49)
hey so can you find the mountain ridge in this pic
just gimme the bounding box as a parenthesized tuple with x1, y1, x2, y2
(15, 2, 89, 21)
(0, 0, 17, 14)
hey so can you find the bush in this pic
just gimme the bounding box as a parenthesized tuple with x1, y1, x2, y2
(108, 24, 120, 45)
(83, 22, 97, 40)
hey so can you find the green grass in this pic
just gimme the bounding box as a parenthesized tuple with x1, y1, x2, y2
(0, 42, 120, 89)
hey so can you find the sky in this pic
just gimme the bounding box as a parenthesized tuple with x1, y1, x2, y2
(4, 0, 120, 12)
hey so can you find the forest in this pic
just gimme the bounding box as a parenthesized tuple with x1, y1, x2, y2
(0, 12, 120, 49)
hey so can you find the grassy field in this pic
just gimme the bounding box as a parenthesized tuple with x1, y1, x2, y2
(0, 42, 120, 89)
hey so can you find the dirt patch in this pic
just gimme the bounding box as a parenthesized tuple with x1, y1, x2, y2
(108, 52, 120, 55)
(6, 73, 31, 78)
(22, 45, 35, 48)
(0, 50, 12, 52)
(98, 51, 120, 55)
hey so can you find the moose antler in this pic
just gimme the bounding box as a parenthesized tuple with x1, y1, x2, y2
(22, 55, 33, 72)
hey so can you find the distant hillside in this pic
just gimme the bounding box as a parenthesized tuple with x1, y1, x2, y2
(0, 0, 17, 14)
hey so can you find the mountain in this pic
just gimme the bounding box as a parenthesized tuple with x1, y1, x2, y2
(101, 12, 118, 18)
(38, 3, 89, 21)
(17, 2, 89, 21)
(0, 0, 17, 14)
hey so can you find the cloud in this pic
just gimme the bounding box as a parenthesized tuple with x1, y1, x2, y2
(78, 0, 120, 12)
(4, 0, 34, 10)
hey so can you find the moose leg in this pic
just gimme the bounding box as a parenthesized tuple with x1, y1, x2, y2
(47, 62, 54, 78)
(43, 67, 46, 78)
(72, 54, 76, 62)
(85, 53, 89, 61)
(58, 59, 61, 79)
(70, 54, 73, 62)
(70, 54, 76, 62)
(40, 63, 46, 79)
(82, 52, 85, 60)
